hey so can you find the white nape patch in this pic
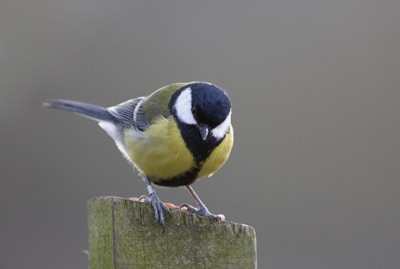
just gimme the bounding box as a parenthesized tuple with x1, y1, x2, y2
(174, 87, 197, 125)
(211, 110, 231, 139)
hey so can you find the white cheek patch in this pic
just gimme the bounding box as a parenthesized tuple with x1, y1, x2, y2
(174, 87, 196, 125)
(211, 110, 231, 139)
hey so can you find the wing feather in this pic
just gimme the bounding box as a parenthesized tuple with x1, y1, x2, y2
(107, 97, 150, 130)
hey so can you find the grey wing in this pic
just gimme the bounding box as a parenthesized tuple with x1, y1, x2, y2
(100, 97, 149, 161)
(107, 97, 150, 131)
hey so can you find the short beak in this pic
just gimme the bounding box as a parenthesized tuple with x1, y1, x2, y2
(197, 124, 209, 140)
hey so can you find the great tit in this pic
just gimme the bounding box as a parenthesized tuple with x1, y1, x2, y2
(43, 82, 233, 227)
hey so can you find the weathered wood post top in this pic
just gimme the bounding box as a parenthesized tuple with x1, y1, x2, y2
(88, 196, 257, 269)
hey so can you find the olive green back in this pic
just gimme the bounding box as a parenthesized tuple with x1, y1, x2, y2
(141, 82, 189, 123)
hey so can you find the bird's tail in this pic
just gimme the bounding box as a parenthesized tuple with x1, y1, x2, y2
(43, 99, 114, 122)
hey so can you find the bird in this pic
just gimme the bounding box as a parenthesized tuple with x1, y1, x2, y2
(43, 81, 233, 227)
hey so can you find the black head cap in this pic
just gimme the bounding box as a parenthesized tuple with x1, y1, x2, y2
(189, 82, 231, 128)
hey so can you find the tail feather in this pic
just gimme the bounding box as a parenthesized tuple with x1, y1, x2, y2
(43, 99, 114, 122)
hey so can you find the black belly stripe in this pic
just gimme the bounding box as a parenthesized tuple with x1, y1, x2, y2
(151, 166, 200, 187)
(150, 123, 224, 187)
(179, 124, 222, 163)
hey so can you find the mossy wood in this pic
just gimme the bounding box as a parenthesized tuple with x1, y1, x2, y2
(88, 196, 257, 269)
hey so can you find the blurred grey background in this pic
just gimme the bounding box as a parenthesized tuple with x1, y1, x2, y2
(1, 0, 399, 268)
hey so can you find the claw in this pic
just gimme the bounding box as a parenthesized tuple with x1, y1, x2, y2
(181, 185, 226, 221)
(140, 177, 171, 231)
(139, 193, 170, 229)
(180, 203, 223, 221)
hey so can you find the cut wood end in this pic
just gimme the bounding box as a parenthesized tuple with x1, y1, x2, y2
(128, 197, 225, 221)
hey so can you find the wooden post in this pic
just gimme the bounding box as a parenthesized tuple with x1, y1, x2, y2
(88, 196, 257, 269)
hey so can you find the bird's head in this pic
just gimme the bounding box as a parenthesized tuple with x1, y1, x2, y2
(171, 82, 232, 141)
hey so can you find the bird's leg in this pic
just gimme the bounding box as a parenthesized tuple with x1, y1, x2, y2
(139, 177, 170, 229)
(180, 185, 222, 221)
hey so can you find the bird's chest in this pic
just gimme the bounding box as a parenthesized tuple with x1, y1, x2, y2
(123, 117, 195, 180)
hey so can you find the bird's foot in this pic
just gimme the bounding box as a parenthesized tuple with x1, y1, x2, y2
(179, 203, 224, 221)
(139, 193, 170, 229)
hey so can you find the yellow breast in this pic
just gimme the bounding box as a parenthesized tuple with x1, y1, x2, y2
(124, 117, 195, 180)
(124, 117, 233, 185)
(197, 126, 234, 178)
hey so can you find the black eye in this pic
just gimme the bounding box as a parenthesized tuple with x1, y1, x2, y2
(191, 106, 198, 116)
(191, 106, 204, 123)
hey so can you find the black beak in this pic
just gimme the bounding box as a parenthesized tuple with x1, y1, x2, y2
(197, 124, 209, 140)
